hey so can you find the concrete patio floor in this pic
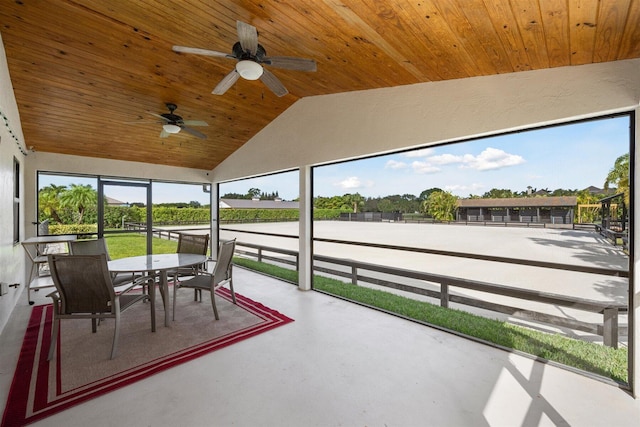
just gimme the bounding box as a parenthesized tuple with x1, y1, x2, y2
(1, 267, 639, 426)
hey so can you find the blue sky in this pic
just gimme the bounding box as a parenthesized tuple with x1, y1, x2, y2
(221, 116, 630, 200)
(40, 116, 629, 203)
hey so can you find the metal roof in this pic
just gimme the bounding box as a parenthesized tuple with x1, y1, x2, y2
(219, 199, 299, 209)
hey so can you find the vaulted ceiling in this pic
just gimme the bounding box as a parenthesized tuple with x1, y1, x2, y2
(2, 1, 639, 170)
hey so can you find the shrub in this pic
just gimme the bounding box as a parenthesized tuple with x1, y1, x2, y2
(49, 223, 97, 235)
(218, 208, 349, 222)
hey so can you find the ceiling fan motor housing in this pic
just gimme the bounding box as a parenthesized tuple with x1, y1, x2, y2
(232, 42, 267, 61)
(161, 113, 182, 123)
(161, 104, 183, 124)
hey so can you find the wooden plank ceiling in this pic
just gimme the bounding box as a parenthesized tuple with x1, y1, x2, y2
(1, 0, 639, 171)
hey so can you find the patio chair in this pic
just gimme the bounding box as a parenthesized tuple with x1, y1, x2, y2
(172, 239, 236, 321)
(177, 233, 210, 255)
(46, 253, 152, 360)
(170, 233, 209, 285)
(70, 238, 143, 287)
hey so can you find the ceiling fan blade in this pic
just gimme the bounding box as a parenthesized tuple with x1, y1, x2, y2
(148, 111, 169, 121)
(213, 69, 240, 95)
(236, 20, 258, 56)
(260, 69, 288, 97)
(262, 56, 317, 72)
(172, 45, 233, 58)
(160, 129, 170, 138)
(183, 120, 209, 127)
(180, 125, 207, 139)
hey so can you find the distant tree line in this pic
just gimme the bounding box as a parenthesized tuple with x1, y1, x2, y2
(313, 190, 440, 214)
(222, 188, 281, 200)
(154, 201, 209, 209)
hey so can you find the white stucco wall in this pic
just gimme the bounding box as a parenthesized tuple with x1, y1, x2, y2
(0, 33, 26, 333)
(213, 59, 640, 181)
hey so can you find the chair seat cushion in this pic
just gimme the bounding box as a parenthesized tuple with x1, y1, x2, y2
(176, 274, 212, 290)
(119, 293, 148, 311)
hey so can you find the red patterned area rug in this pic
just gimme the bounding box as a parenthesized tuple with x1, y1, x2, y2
(2, 288, 293, 427)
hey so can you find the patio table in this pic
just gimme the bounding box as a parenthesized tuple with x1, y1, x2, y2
(108, 253, 207, 330)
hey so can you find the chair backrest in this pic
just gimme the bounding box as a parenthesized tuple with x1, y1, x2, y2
(69, 238, 112, 261)
(177, 233, 209, 255)
(48, 253, 115, 314)
(38, 219, 50, 236)
(213, 239, 236, 284)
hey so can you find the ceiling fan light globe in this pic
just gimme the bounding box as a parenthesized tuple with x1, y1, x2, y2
(163, 123, 181, 134)
(236, 60, 263, 80)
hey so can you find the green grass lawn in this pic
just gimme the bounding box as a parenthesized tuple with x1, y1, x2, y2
(233, 257, 628, 384)
(104, 233, 177, 258)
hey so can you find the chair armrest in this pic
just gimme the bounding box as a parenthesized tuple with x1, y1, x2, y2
(117, 275, 156, 294)
(47, 291, 61, 309)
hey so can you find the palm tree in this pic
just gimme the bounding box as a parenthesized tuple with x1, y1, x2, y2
(59, 184, 97, 224)
(38, 184, 66, 223)
(345, 193, 364, 213)
(424, 191, 458, 221)
(604, 153, 629, 205)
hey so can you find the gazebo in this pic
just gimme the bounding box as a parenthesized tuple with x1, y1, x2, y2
(600, 193, 627, 232)
(598, 193, 628, 247)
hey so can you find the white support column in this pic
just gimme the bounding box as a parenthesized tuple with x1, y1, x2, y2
(210, 182, 219, 260)
(298, 165, 312, 291)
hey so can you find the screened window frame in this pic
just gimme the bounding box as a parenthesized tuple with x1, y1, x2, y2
(13, 156, 20, 244)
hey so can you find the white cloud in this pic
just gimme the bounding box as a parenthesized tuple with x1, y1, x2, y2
(401, 148, 435, 158)
(411, 161, 440, 174)
(334, 176, 374, 190)
(460, 147, 525, 171)
(428, 153, 464, 165)
(403, 147, 524, 173)
(445, 183, 485, 193)
(385, 159, 408, 169)
(337, 176, 361, 189)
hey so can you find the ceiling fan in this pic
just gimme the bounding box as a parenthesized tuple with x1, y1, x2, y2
(148, 103, 208, 139)
(172, 20, 317, 97)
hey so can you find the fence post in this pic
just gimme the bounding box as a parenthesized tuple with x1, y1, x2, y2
(295, 254, 299, 271)
(602, 308, 619, 349)
(351, 266, 358, 285)
(440, 282, 449, 308)
(258, 248, 262, 263)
